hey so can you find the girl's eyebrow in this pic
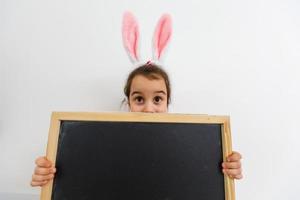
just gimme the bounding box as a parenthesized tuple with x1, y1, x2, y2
(131, 91, 166, 96)
(131, 91, 142, 96)
(155, 91, 167, 95)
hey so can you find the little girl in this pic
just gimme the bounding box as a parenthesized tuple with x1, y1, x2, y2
(30, 12, 243, 187)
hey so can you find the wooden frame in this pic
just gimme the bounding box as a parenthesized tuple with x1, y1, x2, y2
(41, 112, 235, 200)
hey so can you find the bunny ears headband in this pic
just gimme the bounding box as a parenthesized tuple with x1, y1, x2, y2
(122, 11, 172, 66)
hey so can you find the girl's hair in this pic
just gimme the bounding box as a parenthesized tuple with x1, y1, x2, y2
(123, 63, 171, 106)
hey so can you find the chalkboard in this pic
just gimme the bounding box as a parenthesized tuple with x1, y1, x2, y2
(41, 112, 235, 200)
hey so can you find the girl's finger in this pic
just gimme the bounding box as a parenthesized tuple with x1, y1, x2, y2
(32, 174, 54, 182)
(227, 152, 242, 162)
(35, 157, 52, 168)
(34, 167, 56, 175)
(223, 168, 242, 177)
(222, 161, 241, 169)
(234, 174, 243, 180)
(30, 180, 48, 187)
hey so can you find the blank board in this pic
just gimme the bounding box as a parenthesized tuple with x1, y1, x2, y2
(41, 112, 235, 200)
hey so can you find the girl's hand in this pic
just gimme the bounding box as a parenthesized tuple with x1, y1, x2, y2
(30, 156, 56, 187)
(222, 151, 243, 180)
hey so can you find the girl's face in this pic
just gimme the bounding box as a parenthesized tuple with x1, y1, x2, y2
(129, 75, 168, 113)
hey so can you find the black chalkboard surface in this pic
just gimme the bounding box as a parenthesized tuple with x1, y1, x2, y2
(41, 112, 235, 200)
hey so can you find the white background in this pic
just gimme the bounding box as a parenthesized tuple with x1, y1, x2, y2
(1, 0, 300, 199)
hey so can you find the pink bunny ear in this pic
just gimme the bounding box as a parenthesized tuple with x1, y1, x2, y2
(153, 14, 172, 61)
(122, 11, 140, 63)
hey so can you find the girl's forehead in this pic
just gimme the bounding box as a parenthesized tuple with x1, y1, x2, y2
(130, 75, 167, 94)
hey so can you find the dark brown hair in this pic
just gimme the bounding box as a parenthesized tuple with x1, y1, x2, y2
(124, 63, 171, 105)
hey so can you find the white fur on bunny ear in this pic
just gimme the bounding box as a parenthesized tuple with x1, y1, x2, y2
(152, 14, 172, 61)
(122, 11, 140, 63)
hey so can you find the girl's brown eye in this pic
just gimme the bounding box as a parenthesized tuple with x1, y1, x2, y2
(135, 96, 144, 103)
(154, 96, 162, 103)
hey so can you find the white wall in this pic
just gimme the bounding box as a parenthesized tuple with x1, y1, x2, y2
(1, 0, 299, 199)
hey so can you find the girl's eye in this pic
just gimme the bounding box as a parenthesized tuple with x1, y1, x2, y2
(154, 96, 163, 104)
(134, 96, 144, 103)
